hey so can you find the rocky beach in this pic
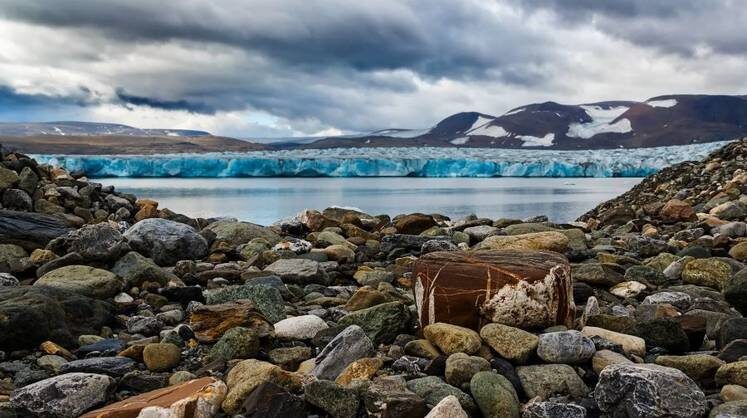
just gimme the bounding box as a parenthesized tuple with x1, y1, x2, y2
(2, 139, 747, 418)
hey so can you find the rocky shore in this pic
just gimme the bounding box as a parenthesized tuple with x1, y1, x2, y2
(2, 140, 747, 417)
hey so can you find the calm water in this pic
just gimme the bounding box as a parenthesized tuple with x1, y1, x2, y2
(99, 177, 642, 225)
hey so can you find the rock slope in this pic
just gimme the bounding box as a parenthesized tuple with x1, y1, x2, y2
(1, 142, 747, 417)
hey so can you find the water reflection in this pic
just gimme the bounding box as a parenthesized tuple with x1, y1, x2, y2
(99, 177, 642, 225)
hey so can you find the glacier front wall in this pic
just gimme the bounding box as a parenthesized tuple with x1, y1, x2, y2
(32, 142, 727, 178)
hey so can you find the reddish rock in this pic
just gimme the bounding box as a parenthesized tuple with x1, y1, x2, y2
(189, 300, 273, 343)
(395, 213, 437, 235)
(412, 250, 574, 331)
(134, 204, 159, 222)
(79, 377, 226, 418)
(660, 199, 696, 222)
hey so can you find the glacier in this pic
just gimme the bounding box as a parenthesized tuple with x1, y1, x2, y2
(32, 141, 728, 178)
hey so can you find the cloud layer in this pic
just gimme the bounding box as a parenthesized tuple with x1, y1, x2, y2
(0, 0, 745, 137)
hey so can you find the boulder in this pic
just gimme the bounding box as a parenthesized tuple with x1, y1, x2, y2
(395, 213, 437, 235)
(724, 269, 747, 315)
(206, 326, 260, 363)
(56, 222, 129, 261)
(59, 356, 135, 377)
(516, 364, 589, 399)
(521, 401, 587, 418)
(581, 326, 646, 356)
(34, 265, 123, 299)
(312, 325, 375, 380)
(474, 231, 569, 253)
(654, 354, 724, 383)
(143, 343, 181, 372)
(0, 286, 112, 351)
(682, 258, 732, 290)
(240, 381, 306, 418)
(79, 377, 226, 418)
(10, 372, 115, 418)
(0, 209, 73, 250)
(203, 219, 281, 246)
(536, 330, 595, 364)
(264, 258, 327, 284)
(413, 250, 574, 330)
(337, 301, 410, 344)
(205, 284, 285, 324)
(304, 379, 360, 418)
(188, 300, 273, 343)
(480, 323, 538, 364)
(444, 353, 490, 390)
(361, 376, 428, 417)
(594, 363, 706, 418)
(222, 359, 303, 414)
(423, 322, 482, 355)
(716, 361, 747, 386)
(406, 376, 477, 414)
(470, 371, 520, 418)
(660, 199, 696, 222)
(425, 395, 468, 418)
(123, 218, 208, 266)
(112, 251, 176, 287)
(273, 314, 328, 340)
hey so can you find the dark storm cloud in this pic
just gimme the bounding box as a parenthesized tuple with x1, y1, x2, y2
(0, 85, 91, 108)
(0, 0, 546, 80)
(514, 0, 747, 56)
(116, 89, 216, 114)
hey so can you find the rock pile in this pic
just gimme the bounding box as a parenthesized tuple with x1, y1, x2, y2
(1, 141, 747, 417)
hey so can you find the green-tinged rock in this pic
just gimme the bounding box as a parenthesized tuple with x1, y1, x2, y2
(112, 251, 175, 286)
(444, 353, 490, 390)
(0, 244, 29, 273)
(655, 354, 724, 382)
(203, 220, 281, 247)
(470, 371, 520, 418)
(479, 323, 538, 364)
(406, 376, 477, 413)
(682, 258, 732, 290)
(516, 364, 589, 399)
(337, 301, 409, 344)
(206, 326, 260, 363)
(304, 379, 360, 418)
(205, 284, 285, 324)
(34, 265, 122, 299)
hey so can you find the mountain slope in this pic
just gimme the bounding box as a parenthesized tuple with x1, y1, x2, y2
(305, 94, 747, 149)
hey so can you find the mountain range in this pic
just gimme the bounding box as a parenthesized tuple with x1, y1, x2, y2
(2, 94, 747, 154)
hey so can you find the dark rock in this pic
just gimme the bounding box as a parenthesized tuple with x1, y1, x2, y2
(337, 301, 410, 345)
(718, 318, 747, 349)
(0, 286, 112, 351)
(9, 372, 115, 418)
(312, 325, 374, 381)
(59, 357, 136, 377)
(118, 370, 169, 393)
(594, 364, 706, 418)
(0, 209, 73, 251)
(723, 269, 747, 315)
(304, 379, 360, 418)
(719, 339, 747, 363)
(361, 377, 428, 418)
(159, 285, 205, 305)
(634, 319, 690, 353)
(242, 381, 306, 418)
(123, 218, 208, 266)
(77, 339, 126, 356)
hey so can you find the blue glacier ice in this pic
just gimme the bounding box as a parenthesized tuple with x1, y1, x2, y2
(31, 141, 729, 178)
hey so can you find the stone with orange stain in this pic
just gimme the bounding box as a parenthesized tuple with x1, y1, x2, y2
(40, 341, 75, 360)
(188, 300, 273, 343)
(79, 377, 226, 418)
(335, 357, 384, 387)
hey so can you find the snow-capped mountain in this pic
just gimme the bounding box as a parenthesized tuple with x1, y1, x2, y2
(0, 121, 210, 137)
(303, 94, 747, 149)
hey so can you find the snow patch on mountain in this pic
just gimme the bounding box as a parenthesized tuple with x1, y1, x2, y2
(468, 124, 509, 138)
(465, 116, 495, 133)
(450, 137, 469, 145)
(520, 133, 555, 147)
(646, 99, 678, 108)
(371, 128, 430, 138)
(567, 105, 632, 139)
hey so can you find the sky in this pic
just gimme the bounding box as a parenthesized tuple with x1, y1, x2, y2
(0, 0, 746, 138)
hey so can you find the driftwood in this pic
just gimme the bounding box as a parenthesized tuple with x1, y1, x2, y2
(0, 209, 73, 250)
(412, 249, 574, 331)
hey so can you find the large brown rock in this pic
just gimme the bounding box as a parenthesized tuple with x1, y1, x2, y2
(79, 377, 226, 418)
(395, 213, 437, 235)
(189, 300, 273, 343)
(413, 250, 574, 330)
(660, 199, 696, 222)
